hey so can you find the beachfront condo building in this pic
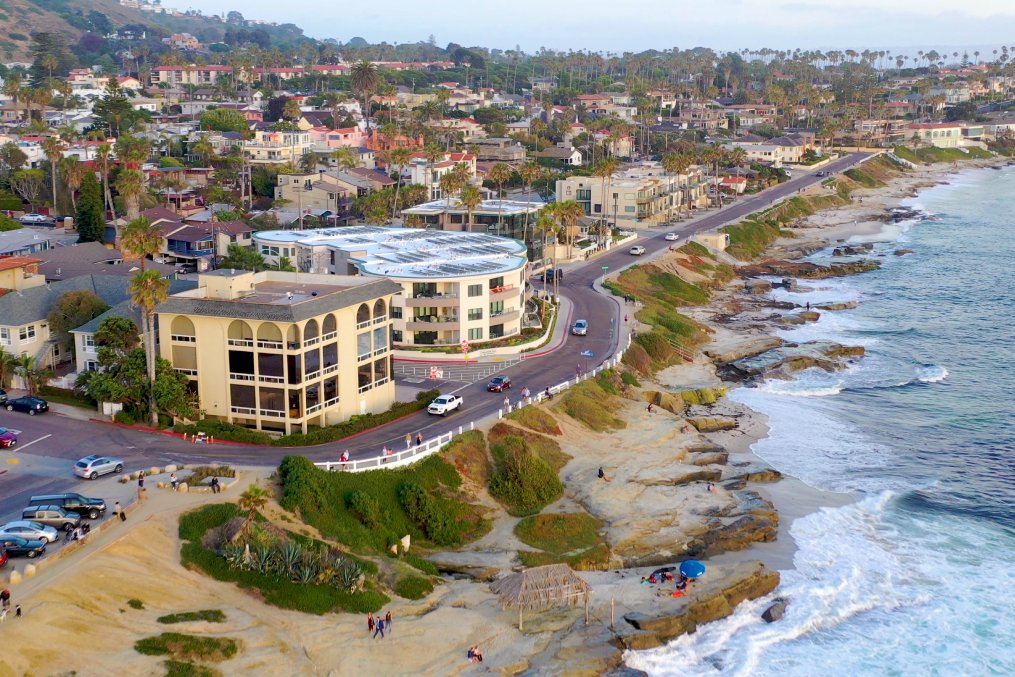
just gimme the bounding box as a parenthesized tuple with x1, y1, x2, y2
(156, 269, 402, 435)
(252, 227, 532, 348)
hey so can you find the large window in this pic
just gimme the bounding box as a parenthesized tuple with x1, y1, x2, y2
(357, 332, 371, 359)
(468, 328, 484, 341)
(489, 300, 504, 316)
(468, 308, 483, 321)
(1, 328, 11, 345)
(390, 306, 402, 319)
(19, 325, 36, 342)
(489, 276, 504, 289)
(468, 283, 483, 297)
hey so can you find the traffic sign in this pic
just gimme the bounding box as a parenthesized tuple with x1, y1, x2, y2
(580, 350, 595, 358)
(601, 266, 609, 271)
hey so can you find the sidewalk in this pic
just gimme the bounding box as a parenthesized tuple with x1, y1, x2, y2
(2, 388, 97, 422)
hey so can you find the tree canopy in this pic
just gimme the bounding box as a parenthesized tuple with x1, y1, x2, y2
(219, 243, 267, 271)
(76, 171, 105, 243)
(47, 290, 110, 352)
(199, 108, 250, 133)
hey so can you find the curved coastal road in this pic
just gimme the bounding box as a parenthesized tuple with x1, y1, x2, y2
(0, 153, 874, 519)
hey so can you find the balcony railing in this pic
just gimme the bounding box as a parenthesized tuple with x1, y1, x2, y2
(229, 372, 255, 381)
(257, 340, 283, 349)
(171, 334, 196, 343)
(356, 319, 372, 330)
(259, 409, 286, 418)
(321, 331, 338, 341)
(174, 367, 197, 376)
(303, 336, 321, 347)
(304, 369, 321, 381)
(373, 315, 388, 325)
(258, 375, 284, 384)
(231, 406, 257, 416)
(228, 338, 254, 347)
(323, 363, 339, 375)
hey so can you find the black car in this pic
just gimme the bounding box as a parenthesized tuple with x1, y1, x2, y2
(21, 506, 81, 532)
(6, 395, 49, 415)
(29, 493, 106, 519)
(0, 535, 46, 558)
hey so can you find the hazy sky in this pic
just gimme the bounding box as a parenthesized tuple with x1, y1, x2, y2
(190, 0, 1015, 53)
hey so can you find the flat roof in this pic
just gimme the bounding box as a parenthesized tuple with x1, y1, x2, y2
(253, 226, 527, 280)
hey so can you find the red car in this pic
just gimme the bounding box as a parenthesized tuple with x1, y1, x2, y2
(487, 375, 512, 392)
(0, 427, 16, 449)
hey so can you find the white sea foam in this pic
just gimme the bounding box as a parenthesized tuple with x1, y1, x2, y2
(626, 495, 1015, 677)
(916, 364, 948, 383)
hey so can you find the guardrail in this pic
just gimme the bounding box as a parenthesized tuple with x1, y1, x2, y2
(314, 334, 634, 474)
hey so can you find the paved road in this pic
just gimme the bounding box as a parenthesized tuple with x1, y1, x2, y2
(0, 153, 874, 523)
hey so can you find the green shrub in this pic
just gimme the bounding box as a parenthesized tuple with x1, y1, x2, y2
(186, 466, 236, 484)
(441, 430, 491, 484)
(0, 214, 23, 231)
(505, 407, 562, 435)
(346, 490, 382, 529)
(173, 420, 272, 445)
(394, 574, 434, 600)
(488, 423, 570, 472)
(621, 371, 641, 387)
(127, 598, 145, 610)
(488, 435, 564, 516)
(397, 481, 460, 546)
(157, 609, 227, 624)
(134, 633, 238, 661)
(553, 379, 626, 432)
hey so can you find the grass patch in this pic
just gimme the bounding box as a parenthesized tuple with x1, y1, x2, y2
(515, 513, 611, 570)
(489, 422, 570, 472)
(134, 633, 238, 662)
(394, 574, 434, 600)
(441, 430, 491, 485)
(505, 406, 562, 436)
(621, 371, 641, 387)
(164, 660, 223, 677)
(157, 610, 227, 624)
(487, 430, 565, 517)
(893, 145, 993, 163)
(278, 454, 488, 555)
(401, 553, 439, 576)
(127, 598, 145, 610)
(39, 385, 96, 410)
(179, 504, 389, 615)
(553, 376, 627, 432)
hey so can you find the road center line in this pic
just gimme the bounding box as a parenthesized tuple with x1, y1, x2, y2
(15, 433, 52, 451)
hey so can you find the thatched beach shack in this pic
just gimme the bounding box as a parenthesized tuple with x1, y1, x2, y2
(490, 563, 592, 630)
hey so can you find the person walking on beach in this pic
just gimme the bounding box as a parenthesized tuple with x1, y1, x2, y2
(598, 467, 611, 482)
(373, 617, 385, 639)
(367, 612, 374, 634)
(385, 610, 392, 633)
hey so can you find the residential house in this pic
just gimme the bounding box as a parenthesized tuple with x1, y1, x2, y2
(31, 241, 177, 281)
(394, 151, 478, 201)
(470, 137, 527, 164)
(242, 129, 313, 164)
(150, 65, 232, 87)
(905, 122, 965, 148)
(400, 199, 545, 259)
(0, 227, 76, 257)
(0, 256, 46, 293)
(535, 144, 583, 166)
(310, 126, 367, 149)
(163, 33, 202, 50)
(274, 173, 353, 223)
(155, 269, 401, 434)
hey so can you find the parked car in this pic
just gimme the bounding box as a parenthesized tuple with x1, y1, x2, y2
(17, 213, 52, 224)
(6, 396, 49, 415)
(427, 394, 463, 416)
(571, 319, 589, 336)
(73, 455, 124, 480)
(0, 535, 46, 558)
(0, 520, 60, 544)
(630, 245, 646, 256)
(20, 506, 80, 532)
(0, 426, 16, 448)
(29, 493, 106, 519)
(664, 232, 679, 241)
(487, 375, 512, 392)
(0, 388, 7, 404)
(816, 171, 828, 177)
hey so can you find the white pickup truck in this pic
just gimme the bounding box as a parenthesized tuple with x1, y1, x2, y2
(427, 394, 463, 416)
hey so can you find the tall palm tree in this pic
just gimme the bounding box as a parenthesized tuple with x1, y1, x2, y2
(15, 354, 51, 396)
(58, 156, 86, 213)
(329, 146, 358, 171)
(191, 135, 215, 167)
(115, 135, 152, 221)
(120, 216, 163, 271)
(554, 200, 585, 260)
(591, 157, 620, 234)
(95, 143, 115, 219)
(487, 162, 513, 236)
(41, 136, 63, 210)
(129, 269, 170, 427)
(238, 483, 269, 537)
(458, 184, 482, 232)
(350, 61, 379, 132)
(2, 72, 22, 123)
(517, 161, 544, 253)
(535, 209, 560, 297)
(384, 146, 414, 219)
(0, 346, 16, 389)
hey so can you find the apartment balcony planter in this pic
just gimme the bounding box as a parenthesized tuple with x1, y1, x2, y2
(406, 316, 460, 331)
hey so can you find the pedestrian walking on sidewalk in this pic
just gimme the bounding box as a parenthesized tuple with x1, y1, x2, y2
(415, 432, 423, 445)
(405, 433, 413, 449)
(115, 501, 126, 522)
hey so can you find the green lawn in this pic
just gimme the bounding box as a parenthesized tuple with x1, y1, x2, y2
(515, 513, 611, 570)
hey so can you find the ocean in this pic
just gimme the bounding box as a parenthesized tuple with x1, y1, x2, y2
(627, 166, 1015, 676)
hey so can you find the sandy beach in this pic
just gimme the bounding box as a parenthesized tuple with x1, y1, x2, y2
(4, 155, 1006, 677)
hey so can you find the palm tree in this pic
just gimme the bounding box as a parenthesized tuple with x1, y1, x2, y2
(298, 150, 318, 173)
(384, 146, 414, 219)
(191, 135, 215, 167)
(458, 184, 482, 232)
(15, 354, 51, 396)
(238, 483, 269, 537)
(0, 346, 16, 389)
(2, 72, 22, 123)
(120, 216, 163, 271)
(517, 161, 544, 253)
(591, 157, 619, 234)
(58, 156, 86, 213)
(554, 200, 585, 260)
(487, 162, 513, 236)
(329, 146, 358, 171)
(95, 143, 116, 219)
(322, 92, 343, 129)
(350, 61, 379, 132)
(115, 136, 152, 222)
(535, 209, 560, 297)
(41, 136, 63, 210)
(129, 269, 170, 427)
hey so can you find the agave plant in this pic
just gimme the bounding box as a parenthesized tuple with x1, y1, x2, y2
(254, 545, 274, 574)
(297, 560, 317, 585)
(279, 541, 303, 579)
(221, 543, 246, 568)
(337, 560, 363, 591)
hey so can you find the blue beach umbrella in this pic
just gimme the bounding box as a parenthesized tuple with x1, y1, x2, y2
(679, 559, 706, 579)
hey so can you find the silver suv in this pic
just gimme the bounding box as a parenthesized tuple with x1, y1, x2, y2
(74, 455, 124, 480)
